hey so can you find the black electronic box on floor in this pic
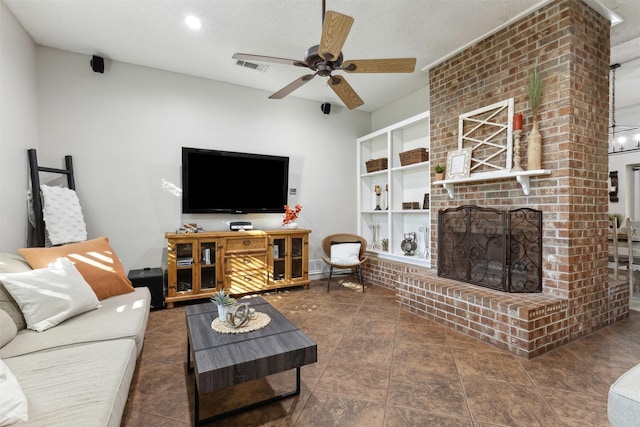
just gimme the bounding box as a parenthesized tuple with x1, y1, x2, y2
(127, 267, 165, 310)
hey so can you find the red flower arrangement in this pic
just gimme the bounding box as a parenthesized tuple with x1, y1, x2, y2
(282, 204, 302, 225)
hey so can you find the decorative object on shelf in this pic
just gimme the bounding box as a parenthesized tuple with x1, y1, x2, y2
(177, 223, 204, 233)
(399, 147, 429, 166)
(527, 67, 543, 170)
(369, 223, 381, 249)
(365, 158, 388, 173)
(381, 238, 389, 251)
(446, 147, 472, 180)
(416, 225, 429, 258)
(374, 185, 382, 210)
(423, 193, 430, 210)
(384, 184, 389, 210)
(210, 289, 237, 322)
(609, 171, 619, 202)
(402, 202, 420, 210)
(512, 129, 523, 171)
(458, 98, 514, 174)
(282, 204, 302, 228)
(435, 164, 445, 181)
(401, 232, 417, 256)
(512, 113, 523, 171)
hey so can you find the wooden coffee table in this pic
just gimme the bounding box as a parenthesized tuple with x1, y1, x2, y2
(185, 296, 317, 426)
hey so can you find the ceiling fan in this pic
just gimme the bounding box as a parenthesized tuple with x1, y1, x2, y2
(232, 0, 416, 110)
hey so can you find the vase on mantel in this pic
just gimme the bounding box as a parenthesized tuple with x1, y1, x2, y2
(527, 119, 542, 170)
(283, 221, 298, 230)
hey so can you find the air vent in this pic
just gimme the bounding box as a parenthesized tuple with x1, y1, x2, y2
(236, 60, 268, 72)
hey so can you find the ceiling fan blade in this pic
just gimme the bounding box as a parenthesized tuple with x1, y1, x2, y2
(269, 74, 316, 99)
(318, 11, 354, 61)
(328, 75, 364, 109)
(342, 58, 416, 73)
(233, 53, 307, 67)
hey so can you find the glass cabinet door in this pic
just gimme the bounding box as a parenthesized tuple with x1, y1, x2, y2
(290, 236, 304, 280)
(175, 242, 194, 294)
(272, 237, 286, 282)
(199, 240, 217, 291)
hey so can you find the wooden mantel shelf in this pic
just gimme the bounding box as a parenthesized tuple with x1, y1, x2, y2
(433, 169, 551, 199)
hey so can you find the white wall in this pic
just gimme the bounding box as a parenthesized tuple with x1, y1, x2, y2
(371, 85, 429, 131)
(0, 3, 39, 252)
(3, 44, 370, 272)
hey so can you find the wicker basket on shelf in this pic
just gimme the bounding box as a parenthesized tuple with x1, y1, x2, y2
(399, 148, 429, 166)
(365, 158, 388, 173)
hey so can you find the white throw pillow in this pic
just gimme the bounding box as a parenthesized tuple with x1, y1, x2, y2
(330, 242, 361, 265)
(0, 309, 16, 348)
(0, 359, 28, 425)
(0, 258, 100, 332)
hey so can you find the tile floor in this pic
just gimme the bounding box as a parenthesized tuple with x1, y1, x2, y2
(122, 279, 640, 426)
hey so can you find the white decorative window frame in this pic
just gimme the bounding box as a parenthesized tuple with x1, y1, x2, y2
(458, 98, 514, 176)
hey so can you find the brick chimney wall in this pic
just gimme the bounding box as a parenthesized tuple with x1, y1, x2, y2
(429, 0, 623, 335)
(363, 0, 628, 358)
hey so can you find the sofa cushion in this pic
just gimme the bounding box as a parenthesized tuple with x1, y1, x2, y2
(0, 309, 17, 348)
(4, 339, 136, 427)
(0, 287, 150, 359)
(18, 236, 134, 300)
(0, 358, 28, 426)
(0, 253, 30, 330)
(0, 258, 100, 332)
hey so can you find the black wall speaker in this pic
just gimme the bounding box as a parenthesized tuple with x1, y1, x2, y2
(321, 102, 331, 115)
(90, 55, 104, 73)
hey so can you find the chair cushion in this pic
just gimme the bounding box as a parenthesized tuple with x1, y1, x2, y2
(0, 258, 100, 332)
(330, 242, 361, 265)
(18, 236, 134, 300)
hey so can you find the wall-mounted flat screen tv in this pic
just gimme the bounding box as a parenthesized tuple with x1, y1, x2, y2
(182, 147, 289, 214)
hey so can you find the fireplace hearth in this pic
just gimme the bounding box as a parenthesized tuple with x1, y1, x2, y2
(437, 205, 542, 293)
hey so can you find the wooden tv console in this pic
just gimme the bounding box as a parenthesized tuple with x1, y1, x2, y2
(165, 229, 310, 308)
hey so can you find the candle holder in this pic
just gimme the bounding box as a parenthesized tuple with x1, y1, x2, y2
(384, 187, 389, 210)
(512, 129, 523, 171)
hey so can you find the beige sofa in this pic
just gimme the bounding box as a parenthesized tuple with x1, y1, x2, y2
(0, 253, 150, 426)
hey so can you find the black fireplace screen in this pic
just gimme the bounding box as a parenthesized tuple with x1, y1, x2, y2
(437, 205, 542, 293)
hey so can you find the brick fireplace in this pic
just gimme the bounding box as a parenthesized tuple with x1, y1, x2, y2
(362, 0, 630, 358)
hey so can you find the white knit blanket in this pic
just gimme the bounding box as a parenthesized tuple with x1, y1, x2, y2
(40, 185, 87, 246)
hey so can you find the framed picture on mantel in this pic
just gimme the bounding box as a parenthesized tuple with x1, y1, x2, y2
(446, 147, 472, 180)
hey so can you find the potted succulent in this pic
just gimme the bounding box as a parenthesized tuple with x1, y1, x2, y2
(210, 289, 236, 321)
(435, 164, 445, 181)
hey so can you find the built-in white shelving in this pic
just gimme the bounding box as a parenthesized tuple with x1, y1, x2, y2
(357, 111, 431, 267)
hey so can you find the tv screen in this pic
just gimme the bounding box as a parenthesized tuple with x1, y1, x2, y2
(182, 147, 289, 214)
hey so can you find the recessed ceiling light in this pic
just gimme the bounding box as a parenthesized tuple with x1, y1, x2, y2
(185, 15, 202, 30)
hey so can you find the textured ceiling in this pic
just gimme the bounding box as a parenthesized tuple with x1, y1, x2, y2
(4, 0, 640, 111)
